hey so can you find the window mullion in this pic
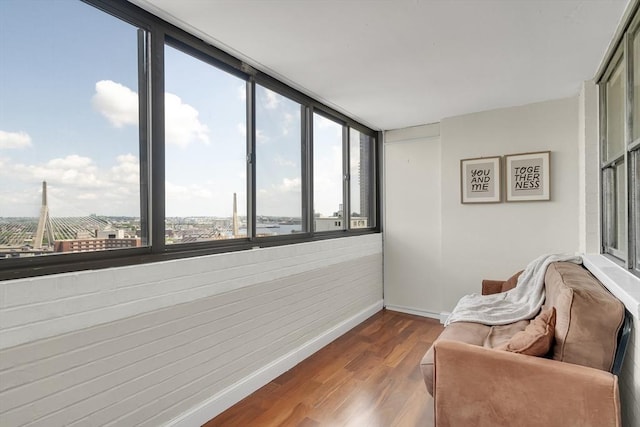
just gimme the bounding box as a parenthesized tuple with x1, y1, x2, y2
(301, 105, 311, 234)
(137, 29, 151, 248)
(306, 107, 315, 235)
(247, 78, 256, 240)
(150, 28, 166, 254)
(343, 125, 350, 231)
(625, 29, 636, 270)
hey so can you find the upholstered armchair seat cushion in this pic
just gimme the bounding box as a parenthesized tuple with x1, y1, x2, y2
(421, 320, 529, 395)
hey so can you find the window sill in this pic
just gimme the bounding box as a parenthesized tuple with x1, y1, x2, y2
(582, 253, 640, 320)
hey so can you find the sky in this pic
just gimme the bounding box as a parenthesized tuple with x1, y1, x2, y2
(0, 0, 349, 219)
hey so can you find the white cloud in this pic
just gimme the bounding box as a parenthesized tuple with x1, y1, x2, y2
(237, 122, 246, 137)
(263, 88, 280, 109)
(92, 80, 138, 128)
(110, 154, 139, 185)
(165, 92, 210, 148)
(274, 155, 297, 168)
(0, 130, 32, 149)
(165, 181, 246, 217)
(77, 193, 98, 200)
(278, 177, 301, 192)
(237, 84, 246, 101)
(256, 129, 268, 144)
(11, 154, 103, 187)
(1, 153, 145, 216)
(165, 181, 213, 201)
(315, 114, 336, 130)
(282, 112, 294, 136)
(92, 80, 210, 148)
(256, 176, 302, 217)
(312, 144, 343, 216)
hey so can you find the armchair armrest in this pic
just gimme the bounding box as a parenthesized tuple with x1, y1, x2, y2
(481, 270, 523, 295)
(481, 280, 505, 295)
(433, 340, 621, 427)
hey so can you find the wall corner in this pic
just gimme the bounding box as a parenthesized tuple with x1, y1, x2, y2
(578, 80, 600, 254)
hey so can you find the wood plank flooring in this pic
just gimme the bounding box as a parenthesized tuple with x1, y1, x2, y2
(204, 309, 444, 427)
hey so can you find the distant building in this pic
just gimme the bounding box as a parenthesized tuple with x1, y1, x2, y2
(359, 133, 371, 220)
(314, 217, 368, 232)
(54, 237, 141, 253)
(97, 229, 126, 239)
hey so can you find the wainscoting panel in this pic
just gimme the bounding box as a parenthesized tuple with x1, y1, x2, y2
(0, 234, 383, 426)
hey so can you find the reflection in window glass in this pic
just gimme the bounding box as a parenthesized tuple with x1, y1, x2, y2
(616, 161, 627, 257)
(634, 153, 640, 267)
(0, 1, 146, 257)
(603, 168, 617, 249)
(313, 114, 343, 232)
(606, 59, 625, 161)
(349, 129, 374, 229)
(164, 45, 247, 244)
(255, 85, 303, 236)
(603, 162, 627, 258)
(634, 29, 640, 141)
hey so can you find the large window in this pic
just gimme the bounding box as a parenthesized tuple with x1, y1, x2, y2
(312, 114, 376, 232)
(600, 6, 640, 275)
(313, 113, 344, 232)
(164, 44, 247, 243)
(0, 0, 148, 257)
(255, 85, 303, 235)
(350, 129, 375, 229)
(0, 0, 378, 279)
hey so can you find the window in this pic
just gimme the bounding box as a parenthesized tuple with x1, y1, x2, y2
(313, 113, 344, 232)
(350, 129, 374, 229)
(0, 0, 378, 279)
(634, 27, 640, 141)
(255, 85, 303, 236)
(311, 114, 377, 233)
(0, 0, 148, 258)
(599, 7, 640, 275)
(164, 44, 247, 243)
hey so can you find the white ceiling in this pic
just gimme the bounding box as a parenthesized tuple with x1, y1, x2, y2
(129, 0, 630, 131)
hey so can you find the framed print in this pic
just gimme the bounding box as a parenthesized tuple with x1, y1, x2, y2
(505, 151, 550, 202)
(460, 156, 501, 203)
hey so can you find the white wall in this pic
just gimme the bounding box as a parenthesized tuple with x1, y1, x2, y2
(440, 96, 580, 309)
(578, 80, 601, 253)
(0, 234, 383, 426)
(383, 124, 443, 318)
(384, 97, 581, 315)
(620, 314, 640, 427)
(583, 255, 640, 427)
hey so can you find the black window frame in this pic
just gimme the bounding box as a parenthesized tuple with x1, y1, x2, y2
(0, 0, 380, 281)
(598, 2, 640, 277)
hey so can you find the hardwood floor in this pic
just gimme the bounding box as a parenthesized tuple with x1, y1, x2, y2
(204, 309, 444, 427)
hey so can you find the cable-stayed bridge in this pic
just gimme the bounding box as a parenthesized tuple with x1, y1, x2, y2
(0, 215, 114, 248)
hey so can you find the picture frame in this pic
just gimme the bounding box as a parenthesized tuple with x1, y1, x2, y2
(460, 156, 502, 204)
(505, 151, 550, 202)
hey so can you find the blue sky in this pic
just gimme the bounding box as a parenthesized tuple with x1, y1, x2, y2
(0, 0, 346, 219)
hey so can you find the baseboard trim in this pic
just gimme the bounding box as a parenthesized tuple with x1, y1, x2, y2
(385, 304, 450, 324)
(167, 300, 384, 427)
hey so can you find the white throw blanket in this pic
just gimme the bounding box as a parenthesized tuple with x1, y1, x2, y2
(444, 254, 582, 326)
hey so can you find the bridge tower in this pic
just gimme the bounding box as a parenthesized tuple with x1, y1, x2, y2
(34, 181, 54, 249)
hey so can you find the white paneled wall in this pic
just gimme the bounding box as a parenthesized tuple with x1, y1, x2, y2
(620, 320, 639, 427)
(583, 255, 640, 427)
(0, 234, 383, 426)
